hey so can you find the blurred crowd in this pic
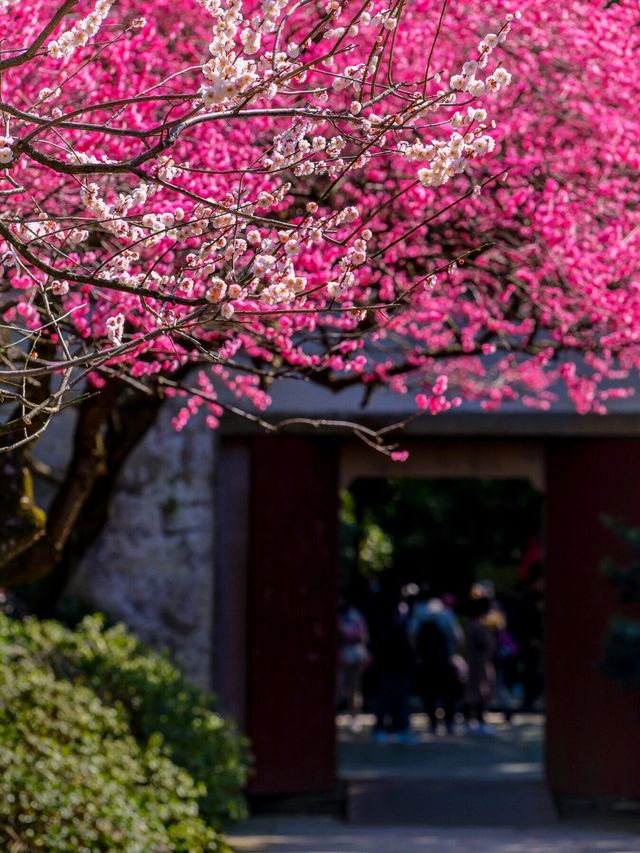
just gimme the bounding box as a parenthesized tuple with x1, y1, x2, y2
(337, 574, 544, 742)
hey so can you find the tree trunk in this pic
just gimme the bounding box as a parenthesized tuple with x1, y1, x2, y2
(0, 451, 46, 566)
(0, 370, 178, 600)
(0, 383, 120, 587)
(33, 388, 165, 614)
(0, 340, 54, 569)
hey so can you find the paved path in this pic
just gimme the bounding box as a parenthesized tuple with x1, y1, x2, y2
(229, 715, 640, 849)
(338, 712, 552, 826)
(227, 817, 640, 852)
(338, 712, 543, 781)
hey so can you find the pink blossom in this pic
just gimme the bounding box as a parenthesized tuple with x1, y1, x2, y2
(0, 0, 638, 442)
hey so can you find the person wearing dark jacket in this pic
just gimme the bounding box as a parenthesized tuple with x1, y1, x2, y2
(415, 600, 462, 735)
(372, 601, 415, 743)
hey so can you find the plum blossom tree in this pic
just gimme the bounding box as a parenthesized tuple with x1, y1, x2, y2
(1, 0, 519, 444)
(0, 0, 638, 588)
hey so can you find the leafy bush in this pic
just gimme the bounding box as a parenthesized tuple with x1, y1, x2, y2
(0, 613, 248, 852)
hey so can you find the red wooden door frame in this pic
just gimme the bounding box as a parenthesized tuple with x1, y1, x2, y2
(246, 436, 339, 794)
(238, 433, 640, 802)
(545, 438, 640, 801)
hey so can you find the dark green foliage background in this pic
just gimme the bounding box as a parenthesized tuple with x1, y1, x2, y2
(341, 477, 543, 596)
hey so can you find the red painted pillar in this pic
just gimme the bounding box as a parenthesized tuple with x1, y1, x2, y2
(545, 439, 640, 801)
(246, 436, 339, 795)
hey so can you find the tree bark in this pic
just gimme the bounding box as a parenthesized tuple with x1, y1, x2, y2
(33, 388, 165, 614)
(0, 383, 120, 587)
(0, 451, 46, 566)
(0, 340, 54, 568)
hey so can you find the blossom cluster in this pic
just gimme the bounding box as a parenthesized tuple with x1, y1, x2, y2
(0, 136, 14, 165)
(48, 0, 113, 59)
(0, 0, 638, 448)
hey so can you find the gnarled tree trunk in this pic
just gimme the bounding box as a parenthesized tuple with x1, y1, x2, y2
(0, 381, 164, 606)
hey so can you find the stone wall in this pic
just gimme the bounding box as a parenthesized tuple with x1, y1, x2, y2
(70, 402, 216, 688)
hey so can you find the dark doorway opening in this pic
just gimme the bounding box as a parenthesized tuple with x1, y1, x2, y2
(226, 434, 640, 810)
(336, 477, 548, 824)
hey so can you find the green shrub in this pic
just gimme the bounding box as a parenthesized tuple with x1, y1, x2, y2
(0, 613, 248, 852)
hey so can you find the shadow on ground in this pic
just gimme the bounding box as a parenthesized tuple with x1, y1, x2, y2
(337, 712, 543, 781)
